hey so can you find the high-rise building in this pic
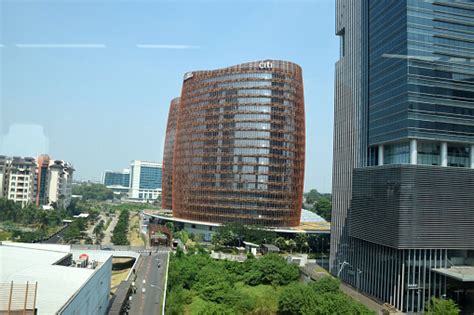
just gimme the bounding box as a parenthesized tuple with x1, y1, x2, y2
(0, 155, 74, 208)
(129, 160, 162, 201)
(47, 160, 75, 209)
(0, 156, 6, 198)
(171, 60, 305, 226)
(33, 155, 75, 209)
(4, 157, 37, 207)
(331, 1, 474, 312)
(162, 97, 180, 210)
(101, 169, 130, 194)
(36, 154, 50, 207)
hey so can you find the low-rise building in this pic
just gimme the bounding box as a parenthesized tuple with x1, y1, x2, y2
(0, 242, 112, 315)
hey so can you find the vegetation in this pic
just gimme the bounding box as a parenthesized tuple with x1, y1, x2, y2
(210, 222, 330, 255)
(63, 218, 88, 243)
(0, 198, 67, 242)
(166, 250, 372, 315)
(166, 251, 299, 315)
(111, 209, 130, 245)
(72, 183, 114, 201)
(93, 219, 105, 244)
(304, 189, 332, 221)
(212, 222, 277, 248)
(425, 297, 460, 315)
(278, 277, 375, 314)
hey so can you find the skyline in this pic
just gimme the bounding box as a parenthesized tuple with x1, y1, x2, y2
(0, 0, 337, 192)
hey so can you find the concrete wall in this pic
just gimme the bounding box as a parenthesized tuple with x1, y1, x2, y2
(59, 256, 112, 315)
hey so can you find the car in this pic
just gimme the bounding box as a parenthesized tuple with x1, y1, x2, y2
(142, 288, 146, 293)
(102, 247, 113, 251)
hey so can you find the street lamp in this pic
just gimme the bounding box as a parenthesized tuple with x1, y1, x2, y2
(337, 261, 349, 278)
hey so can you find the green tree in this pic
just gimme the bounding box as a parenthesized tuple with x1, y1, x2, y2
(425, 297, 460, 315)
(294, 234, 309, 253)
(72, 183, 114, 201)
(311, 198, 332, 221)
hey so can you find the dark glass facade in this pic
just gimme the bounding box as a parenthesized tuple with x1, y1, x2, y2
(172, 60, 305, 227)
(162, 97, 180, 210)
(139, 166, 162, 189)
(369, 0, 474, 146)
(103, 171, 130, 188)
(332, 0, 474, 313)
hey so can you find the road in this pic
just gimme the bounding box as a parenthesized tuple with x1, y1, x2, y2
(129, 250, 169, 315)
(102, 214, 118, 245)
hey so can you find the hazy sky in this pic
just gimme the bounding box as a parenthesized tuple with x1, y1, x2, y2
(0, 0, 338, 193)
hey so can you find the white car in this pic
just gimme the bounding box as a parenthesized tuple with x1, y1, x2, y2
(142, 287, 146, 293)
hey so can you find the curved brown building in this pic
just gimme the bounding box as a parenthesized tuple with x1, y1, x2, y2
(162, 97, 180, 210)
(173, 60, 305, 227)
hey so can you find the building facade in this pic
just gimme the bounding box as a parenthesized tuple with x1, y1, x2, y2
(0, 155, 74, 208)
(162, 97, 180, 210)
(172, 60, 305, 227)
(101, 169, 131, 194)
(129, 160, 162, 201)
(331, 0, 474, 312)
(4, 157, 37, 207)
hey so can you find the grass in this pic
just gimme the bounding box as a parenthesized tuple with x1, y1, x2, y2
(128, 213, 145, 246)
(236, 282, 282, 314)
(0, 230, 11, 241)
(182, 283, 282, 315)
(110, 269, 130, 293)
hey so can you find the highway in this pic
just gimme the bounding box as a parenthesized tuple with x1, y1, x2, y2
(129, 249, 169, 315)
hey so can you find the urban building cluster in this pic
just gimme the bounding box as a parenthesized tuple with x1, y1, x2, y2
(102, 160, 162, 201)
(161, 60, 306, 227)
(330, 0, 474, 312)
(0, 154, 74, 208)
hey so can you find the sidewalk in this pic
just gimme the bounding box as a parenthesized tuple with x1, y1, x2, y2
(340, 282, 386, 314)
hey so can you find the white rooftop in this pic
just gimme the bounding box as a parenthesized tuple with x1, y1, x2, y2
(0, 242, 111, 314)
(300, 209, 327, 223)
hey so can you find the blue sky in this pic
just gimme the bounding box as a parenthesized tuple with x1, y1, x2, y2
(0, 0, 338, 193)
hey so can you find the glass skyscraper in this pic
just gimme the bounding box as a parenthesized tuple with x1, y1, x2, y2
(331, 0, 474, 312)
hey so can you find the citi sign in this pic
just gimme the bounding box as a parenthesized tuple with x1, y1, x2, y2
(258, 61, 273, 69)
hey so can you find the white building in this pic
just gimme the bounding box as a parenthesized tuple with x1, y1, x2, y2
(0, 155, 74, 208)
(0, 242, 112, 315)
(47, 160, 75, 208)
(129, 160, 162, 201)
(4, 157, 36, 207)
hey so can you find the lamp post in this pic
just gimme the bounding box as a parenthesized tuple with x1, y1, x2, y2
(337, 261, 349, 278)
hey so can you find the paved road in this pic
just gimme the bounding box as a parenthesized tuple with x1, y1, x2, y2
(102, 214, 118, 245)
(129, 250, 169, 315)
(42, 225, 69, 244)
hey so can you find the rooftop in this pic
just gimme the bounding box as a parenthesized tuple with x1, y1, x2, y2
(0, 242, 112, 314)
(144, 208, 330, 234)
(433, 267, 474, 282)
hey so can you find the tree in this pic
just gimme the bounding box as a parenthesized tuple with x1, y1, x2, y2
(425, 297, 460, 315)
(278, 278, 375, 315)
(304, 189, 323, 205)
(295, 234, 309, 253)
(310, 276, 340, 294)
(72, 183, 114, 201)
(243, 254, 299, 286)
(165, 222, 175, 233)
(311, 198, 332, 222)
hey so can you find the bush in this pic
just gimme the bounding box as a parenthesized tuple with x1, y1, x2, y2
(278, 277, 375, 315)
(243, 254, 299, 286)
